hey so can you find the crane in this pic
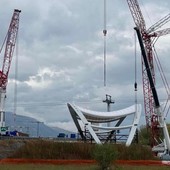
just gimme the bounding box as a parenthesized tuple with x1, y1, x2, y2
(135, 27, 170, 159)
(126, 0, 170, 158)
(0, 9, 21, 135)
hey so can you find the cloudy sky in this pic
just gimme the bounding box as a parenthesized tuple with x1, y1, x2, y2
(0, 0, 170, 132)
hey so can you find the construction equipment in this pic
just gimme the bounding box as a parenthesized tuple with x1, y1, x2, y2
(135, 27, 170, 160)
(0, 9, 21, 135)
(126, 0, 170, 159)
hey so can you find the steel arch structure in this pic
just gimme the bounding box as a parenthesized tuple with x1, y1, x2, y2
(67, 103, 141, 146)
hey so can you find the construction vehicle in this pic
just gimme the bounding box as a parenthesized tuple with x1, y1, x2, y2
(135, 27, 170, 160)
(126, 0, 170, 149)
(126, 0, 170, 159)
(0, 9, 21, 135)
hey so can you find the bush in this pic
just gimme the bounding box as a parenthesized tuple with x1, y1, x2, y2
(92, 144, 117, 170)
(11, 140, 94, 159)
(10, 140, 156, 161)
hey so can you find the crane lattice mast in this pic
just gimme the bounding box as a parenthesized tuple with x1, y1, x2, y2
(0, 9, 21, 133)
(126, 0, 170, 147)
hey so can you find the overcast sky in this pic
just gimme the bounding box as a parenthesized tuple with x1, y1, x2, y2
(0, 0, 170, 132)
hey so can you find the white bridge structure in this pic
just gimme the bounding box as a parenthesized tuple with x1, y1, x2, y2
(67, 103, 142, 146)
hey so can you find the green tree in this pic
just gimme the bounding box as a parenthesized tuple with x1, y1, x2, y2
(138, 124, 170, 146)
(138, 125, 150, 145)
(92, 144, 117, 170)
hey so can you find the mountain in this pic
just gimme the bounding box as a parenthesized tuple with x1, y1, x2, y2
(5, 112, 72, 138)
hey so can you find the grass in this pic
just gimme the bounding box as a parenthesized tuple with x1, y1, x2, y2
(119, 165, 170, 170)
(10, 140, 156, 160)
(1, 139, 167, 170)
(0, 164, 169, 170)
(0, 164, 95, 170)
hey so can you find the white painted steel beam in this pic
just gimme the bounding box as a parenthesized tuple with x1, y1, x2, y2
(67, 103, 142, 146)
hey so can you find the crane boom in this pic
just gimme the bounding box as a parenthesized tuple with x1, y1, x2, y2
(127, 0, 146, 32)
(147, 13, 170, 34)
(126, 0, 156, 145)
(0, 9, 21, 134)
(134, 27, 160, 108)
(0, 9, 21, 89)
(151, 28, 170, 38)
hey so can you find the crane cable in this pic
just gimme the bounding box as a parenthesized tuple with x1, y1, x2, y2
(0, 33, 8, 55)
(134, 31, 137, 91)
(153, 43, 170, 117)
(134, 30, 138, 106)
(13, 26, 19, 126)
(103, 0, 107, 87)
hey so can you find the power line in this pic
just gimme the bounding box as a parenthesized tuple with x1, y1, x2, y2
(5, 97, 148, 109)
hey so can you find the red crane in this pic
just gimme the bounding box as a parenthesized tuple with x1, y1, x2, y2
(126, 0, 170, 147)
(0, 9, 21, 134)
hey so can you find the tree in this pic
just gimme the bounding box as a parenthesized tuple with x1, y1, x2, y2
(92, 144, 117, 170)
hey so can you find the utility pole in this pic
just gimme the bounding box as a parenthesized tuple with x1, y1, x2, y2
(36, 121, 43, 137)
(103, 94, 115, 126)
(31, 121, 43, 137)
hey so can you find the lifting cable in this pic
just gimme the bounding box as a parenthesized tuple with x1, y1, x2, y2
(134, 30, 139, 130)
(153, 43, 170, 117)
(134, 30, 138, 105)
(13, 28, 19, 126)
(0, 33, 8, 55)
(153, 44, 170, 97)
(103, 0, 107, 87)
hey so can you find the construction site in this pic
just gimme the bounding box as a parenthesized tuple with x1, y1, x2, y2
(0, 0, 170, 167)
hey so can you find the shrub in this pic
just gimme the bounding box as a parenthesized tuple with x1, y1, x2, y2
(11, 140, 94, 159)
(92, 144, 117, 170)
(10, 140, 156, 161)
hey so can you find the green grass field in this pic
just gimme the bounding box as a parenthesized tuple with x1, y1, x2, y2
(0, 164, 169, 170)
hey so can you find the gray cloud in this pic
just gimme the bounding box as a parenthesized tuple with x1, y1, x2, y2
(0, 0, 169, 132)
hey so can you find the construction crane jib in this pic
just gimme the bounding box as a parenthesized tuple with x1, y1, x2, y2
(0, 9, 21, 134)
